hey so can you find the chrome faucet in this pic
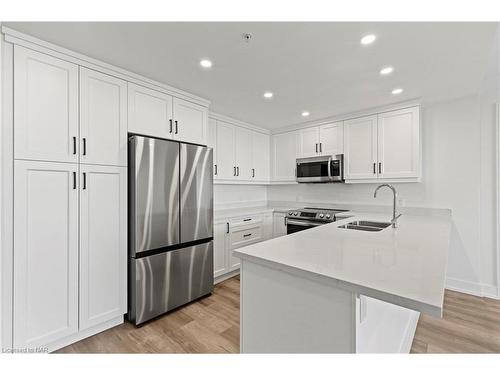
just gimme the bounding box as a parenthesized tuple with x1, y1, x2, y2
(374, 184, 402, 228)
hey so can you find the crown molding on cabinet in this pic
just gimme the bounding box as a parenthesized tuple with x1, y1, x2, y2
(209, 111, 271, 135)
(271, 99, 422, 135)
(1, 26, 211, 108)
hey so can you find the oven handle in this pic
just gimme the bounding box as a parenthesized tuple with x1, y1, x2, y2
(286, 219, 324, 227)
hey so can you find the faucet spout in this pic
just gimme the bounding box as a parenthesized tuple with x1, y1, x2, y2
(373, 184, 400, 228)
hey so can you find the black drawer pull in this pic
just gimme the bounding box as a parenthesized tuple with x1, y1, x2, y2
(243, 233, 252, 238)
(243, 218, 252, 222)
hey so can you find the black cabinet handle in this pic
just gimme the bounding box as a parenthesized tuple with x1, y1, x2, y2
(320, 143, 322, 153)
(243, 233, 252, 238)
(233, 166, 236, 176)
(175, 120, 178, 134)
(237, 166, 239, 176)
(373, 163, 376, 174)
(72, 137, 77, 155)
(72, 171, 76, 189)
(243, 218, 252, 222)
(252, 168, 255, 178)
(82, 172, 87, 190)
(315, 143, 318, 153)
(214, 164, 217, 175)
(82, 138, 87, 156)
(169, 119, 173, 133)
(226, 222, 229, 234)
(378, 162, 382, 174)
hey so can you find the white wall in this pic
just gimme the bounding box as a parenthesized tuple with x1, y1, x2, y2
(268, 94, 499, 297)
(214, 184, 267, 209)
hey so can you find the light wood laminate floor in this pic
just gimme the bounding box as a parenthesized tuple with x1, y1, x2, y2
(57, 276, 500, 353)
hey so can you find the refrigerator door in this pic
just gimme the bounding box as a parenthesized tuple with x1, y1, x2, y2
(129, 135, 180, 256)
(129, 241, 214, 325)
(180, 144, 213, 243)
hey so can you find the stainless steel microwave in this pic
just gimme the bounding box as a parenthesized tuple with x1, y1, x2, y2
(296, 155, 344, 183)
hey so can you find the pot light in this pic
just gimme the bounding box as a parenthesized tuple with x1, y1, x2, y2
(301, 111, 310, 117)
(361, 34, 376, 45)
(263, 92, 274, 99)
(380, 66, 394, 76)
(392, 88, 404, 95)
(200, 59, 213, 68)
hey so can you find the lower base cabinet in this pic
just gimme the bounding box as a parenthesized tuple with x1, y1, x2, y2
(273, 212, 287, 238)
(214, 212, 273, 281)
(13, 160, 127, 350)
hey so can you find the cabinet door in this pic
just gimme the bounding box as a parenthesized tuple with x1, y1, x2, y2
(252, 131, 270, 181)
(319, 121, 344, 155)
(14, 46, 79, 163)
(214, 222, 228, 278)
(128, 82, 173, 139)
(14, 160, 78, 348)
(297, 127, 320, 158)
(235, 127, 253, 180)
(344, 115, 378, 180)
(80, 68, 127, 166)
(273, 212, 287, 238)
(377, 107, 420, 179)
(173, 97, 208, 145)
(272, 132, 298, 181)
(215, 121, 236, 180)
(79, 165, 127, 330)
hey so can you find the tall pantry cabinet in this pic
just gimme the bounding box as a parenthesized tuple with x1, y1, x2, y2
(12, 46, 127, 349)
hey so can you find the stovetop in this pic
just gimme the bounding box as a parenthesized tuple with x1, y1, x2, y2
(286, 207, 350, 222)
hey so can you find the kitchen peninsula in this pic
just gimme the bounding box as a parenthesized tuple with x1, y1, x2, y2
(234, 212, 451, 353)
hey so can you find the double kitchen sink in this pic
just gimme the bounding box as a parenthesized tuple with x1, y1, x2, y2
(338, 220, 392, 232)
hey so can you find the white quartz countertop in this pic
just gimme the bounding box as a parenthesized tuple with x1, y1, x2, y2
(214, 206, 292, 220)
(234, 212, 450, 317)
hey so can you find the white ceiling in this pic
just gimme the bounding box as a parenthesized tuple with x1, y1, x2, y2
(4, 22, 498, 129)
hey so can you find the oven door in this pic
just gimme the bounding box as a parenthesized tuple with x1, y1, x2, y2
(296, 156, 332, 183)
(286, 219, 324, 234)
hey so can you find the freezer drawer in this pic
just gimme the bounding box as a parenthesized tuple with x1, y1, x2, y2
(129, 241, 213, 325)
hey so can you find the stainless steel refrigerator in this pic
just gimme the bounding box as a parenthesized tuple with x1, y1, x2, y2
(128, 135, 213, 325)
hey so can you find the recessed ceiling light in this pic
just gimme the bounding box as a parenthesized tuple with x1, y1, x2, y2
(301, 111, 310, 117)
(200, 59, 213, 68)
(263, 92, 274, 99)
(360, 34, 377, 45)
(380, 66, 394, 76)
(392, 88, 404, 95)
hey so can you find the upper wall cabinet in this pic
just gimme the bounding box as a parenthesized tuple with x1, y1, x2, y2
(211, 117, 270, 183)
(14, 46, 79, 163)
(128, 83, 208, 145)
(80, 68, 128, 166)
(272, 131, 297, 181)
(128, 83, 173, 139)
(344, 106, 420, 182)
(173, 97, 208, 145)
(296, 122, 344, 158)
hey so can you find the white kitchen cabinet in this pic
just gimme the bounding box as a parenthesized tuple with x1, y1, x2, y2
(252, 131, 270, 182)
(127, 82, 173, 139)
(13, 160, 79, 348)
(215, 120, 236, 180)
(214, 222, 229, 278)
(344, 115, 378, 180)
(262, 214, 274, 240)
(319, 121, 344, 155)
(235, 127, 253, 180)
(297, 127, 320, 158)
(79, 165, 127, 330)
(272, 131, 298, 181)
(80, 68, 127, 167)
(14, 45, 79, 163)
(377, 107, 420, 179)
(173, 97, 208, 145)
(207, 117, 217, 149)
(273, 212, 288, 238)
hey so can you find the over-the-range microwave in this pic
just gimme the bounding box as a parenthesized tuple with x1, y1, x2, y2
(296, 154, 344, 183)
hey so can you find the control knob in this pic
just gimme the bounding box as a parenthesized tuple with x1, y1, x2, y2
(325, 214, 331, 219)
(319, 213, 324, 218)
(294, 212, 299, 216)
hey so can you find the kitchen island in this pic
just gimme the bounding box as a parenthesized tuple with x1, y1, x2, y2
(233, 212, 451, 353)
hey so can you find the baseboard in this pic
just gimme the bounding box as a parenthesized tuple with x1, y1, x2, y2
(446, 277, 500, 299)
(215, 269, 240, 284)
(47, 315, 124, 353)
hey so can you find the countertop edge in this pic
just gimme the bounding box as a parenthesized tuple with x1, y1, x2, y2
(234, 251, 443, 318)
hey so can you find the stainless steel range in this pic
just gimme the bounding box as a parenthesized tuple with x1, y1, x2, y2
(286, 207, 350, 234)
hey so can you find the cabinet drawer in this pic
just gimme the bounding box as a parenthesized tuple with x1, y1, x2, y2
(230, 224, 262, 249)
